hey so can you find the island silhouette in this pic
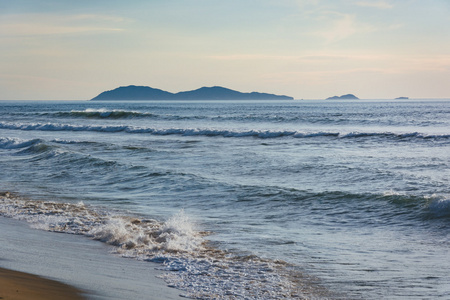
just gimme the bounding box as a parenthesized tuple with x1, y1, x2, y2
(326, 94, 359, 100)
(91, 85, 294, 101)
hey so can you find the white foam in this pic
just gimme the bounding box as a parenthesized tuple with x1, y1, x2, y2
(2, 121, 449, 141)
(0, 194, 320, 299)
(88, 211, 203, 254)
(68, 108, 156, 119)
(0, 137, 42, 149)
(0, 216, 183, 300)
(383, 190, 403, 196)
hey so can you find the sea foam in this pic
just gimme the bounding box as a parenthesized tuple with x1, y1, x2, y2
(0, 137, 43, 149)
(2, 121, 449, 141)
(0, 193, 322, 299)
(66, 109, 157, 119)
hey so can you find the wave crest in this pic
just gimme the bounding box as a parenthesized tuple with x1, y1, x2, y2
(0, 194, 323, 299)
(89, 210, 203, 253)
(2, 121, 449, 141)
(62, 109, 156, 119)
(0, 195, 203, 255)
(0, 137, 43, 149)
(426, 196, 450, 218)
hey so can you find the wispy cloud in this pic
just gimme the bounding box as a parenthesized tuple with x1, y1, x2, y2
(355, 1, 393, 9)
(67, 14, 127, 23)
(312, 12, 375, 43)
(209, 52, 394, 63)
(316, 14, 358, 42)
(209, 52, 450, 74)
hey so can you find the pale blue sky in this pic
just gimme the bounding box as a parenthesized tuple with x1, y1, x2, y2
(1, 0, 449, 100)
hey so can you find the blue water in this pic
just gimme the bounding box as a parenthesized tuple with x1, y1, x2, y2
(1, 99, 449, 299)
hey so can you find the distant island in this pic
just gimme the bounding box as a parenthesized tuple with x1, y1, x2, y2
(326, 94, 359, 100)
(395, 97, 409, 99)
(91, 85, 294, 101)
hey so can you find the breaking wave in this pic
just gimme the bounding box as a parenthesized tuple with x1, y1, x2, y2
(426, 196, 450, 218)
(22, 109, 204, 121)
(9, 108, 447, 127)
(0, 137, 43, 149)
(0, 193, 326, 299)
(1, 121, 449, 141)
(57, 109, 157, 119)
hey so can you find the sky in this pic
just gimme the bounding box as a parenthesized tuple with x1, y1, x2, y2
(1, 0, 449, 100)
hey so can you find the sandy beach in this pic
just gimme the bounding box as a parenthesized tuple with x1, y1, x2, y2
(0, 267, 84, 300)
(0, 216, 184, 300)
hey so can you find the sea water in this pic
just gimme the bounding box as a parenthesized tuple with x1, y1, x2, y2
(0, 99, 449, 299)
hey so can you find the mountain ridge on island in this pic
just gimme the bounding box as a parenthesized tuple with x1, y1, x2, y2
(91, 85, 294, 101)
(326, 94, 359, 100)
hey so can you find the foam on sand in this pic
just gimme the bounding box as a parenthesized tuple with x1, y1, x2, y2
(0, 211, 184, 300)
(0, 192, 331, 299)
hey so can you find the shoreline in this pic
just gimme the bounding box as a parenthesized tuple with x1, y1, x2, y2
(0, 267, 84, 300)
(0, 216, 184, 300)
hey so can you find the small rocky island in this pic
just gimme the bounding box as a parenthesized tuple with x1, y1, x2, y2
(395, 97, 409, 99)
(326, 94, 359, 100)
(91, 85, 294, 101)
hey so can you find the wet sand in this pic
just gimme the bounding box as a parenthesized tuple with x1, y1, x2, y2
(0, 267, 84, 300)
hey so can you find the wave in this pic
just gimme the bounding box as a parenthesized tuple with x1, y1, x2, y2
(57, 109, 158, 119)
(11, 108, 447, 128)
(0, 137, 60, 160)
(238, 187, 450, 224)
(0, 137, 121, 175)
(331, 190, 450, 221)
(0, 137, 43, 149)
(0, 137, 101, 150)
(1, 121, 449, 141)
(0, 193, 202, 253)
(379, 192, 450, 222)
(27, 109, 203, 121)
(0, 193, 322, 299)
(425, 195, 450, 218)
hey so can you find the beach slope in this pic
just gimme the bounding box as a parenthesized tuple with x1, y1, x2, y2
(0, 267, 84, 300)
(0, 217, 184, 300)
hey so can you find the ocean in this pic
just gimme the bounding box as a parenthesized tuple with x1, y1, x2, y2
(0, 99, 449, 299)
